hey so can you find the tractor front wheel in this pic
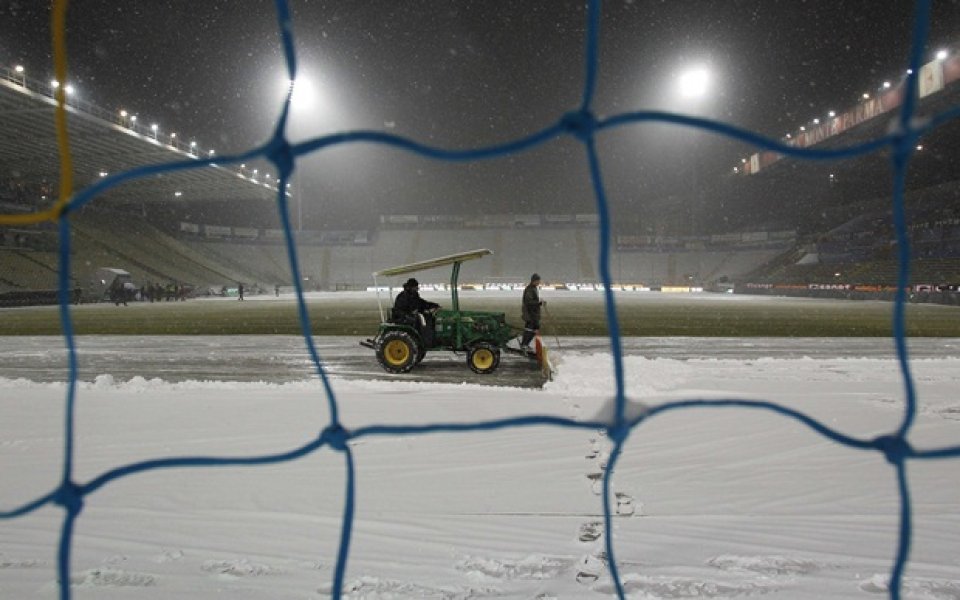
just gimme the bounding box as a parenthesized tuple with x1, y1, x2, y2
(467, 343, 500, 375)
(377, 331, 418, 374)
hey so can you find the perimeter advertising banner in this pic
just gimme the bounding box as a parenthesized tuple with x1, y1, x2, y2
(382, 215, 420, 225)
(203, 225, 231, 238)
(233, 227, 258, 239)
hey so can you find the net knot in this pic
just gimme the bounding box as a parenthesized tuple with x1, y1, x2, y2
(873, 434, 912, 465)
(266, 137, 296, 183)
(561, 110, 597, 141)
(53, 481, 84, 514)
(607, 422, 630, 445)
(320, 424, 351, 452)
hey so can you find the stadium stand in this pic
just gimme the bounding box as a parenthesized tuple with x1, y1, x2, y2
(6, 171, 959, 303)
(1, 203, 792, 302)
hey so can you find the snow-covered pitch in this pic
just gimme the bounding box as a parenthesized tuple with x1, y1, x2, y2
(2, 340, 960, 598)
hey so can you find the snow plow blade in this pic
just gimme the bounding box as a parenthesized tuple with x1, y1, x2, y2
(503, 335, 553, 381)
(536, 335, 553, 381)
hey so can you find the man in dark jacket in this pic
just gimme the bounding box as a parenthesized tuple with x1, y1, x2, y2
(520, 273, 545, 351)
(394, 278, 440, 345)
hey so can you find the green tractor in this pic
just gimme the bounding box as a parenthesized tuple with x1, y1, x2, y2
(360, 249, 541, 375)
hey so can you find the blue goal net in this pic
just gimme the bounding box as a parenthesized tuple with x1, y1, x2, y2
(2, 1, 960, 598)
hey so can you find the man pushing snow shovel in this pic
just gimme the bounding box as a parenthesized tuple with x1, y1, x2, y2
(520, 273, 545, 354)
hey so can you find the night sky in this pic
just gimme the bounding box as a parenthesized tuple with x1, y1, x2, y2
(2, 1, 959, 228)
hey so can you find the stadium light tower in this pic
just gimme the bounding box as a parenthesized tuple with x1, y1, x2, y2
(674, 64, 713, 241)
(283, 72, 336, 232)
(286, 76, 319, 232)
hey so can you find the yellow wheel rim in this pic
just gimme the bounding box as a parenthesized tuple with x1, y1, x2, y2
(384, 339, 411, 366)
(472, 348, 495, 370)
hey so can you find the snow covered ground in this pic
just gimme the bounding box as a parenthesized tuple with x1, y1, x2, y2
(2, 336, 960, 598)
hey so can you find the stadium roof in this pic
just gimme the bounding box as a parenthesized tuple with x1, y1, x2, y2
(735, 71, 960, 181)
(0, 70, 285, 208)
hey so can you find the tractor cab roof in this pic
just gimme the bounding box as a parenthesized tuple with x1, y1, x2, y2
(373, 248, 493, 318)
(373, 248, 492, 278)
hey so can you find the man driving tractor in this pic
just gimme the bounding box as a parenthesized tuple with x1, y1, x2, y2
(393, 277, 440, 346)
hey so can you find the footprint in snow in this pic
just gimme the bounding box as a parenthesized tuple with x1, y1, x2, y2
(69, 568, 157, 587)
(575, 553, 607, 585)
(578, 521, 603, 543)
(859, 573, 960, 598)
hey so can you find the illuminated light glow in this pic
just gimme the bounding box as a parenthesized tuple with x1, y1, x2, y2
(14, 65, 24, 73)
(676, 66, 710, 99)
(170, 132, 176, 138)
(828, 110, 836, 118)
(64, 84, 74, 95)
(208, 149, 215, 156)
(119, 109, 128, 118)
(799, 126, 806, 132)
(936, 49, 948, 61)
(740, 158, 747, 163)
(288, 77, 318, 110)
(174, 191, 183, 197)
(907, 68, 914, 75)
(130, 115, 137, 122)
(151, 123, 158, 131)
(50, 79, 60, 88)
(812, 118, 820, 125)
(98, 171, 108, 177)
(785, 133, 792, 139)
(862, 92, 870, 100)
(916, 144, 923, 151)
(883, 81, 891, 89)
(733, 166, 739, 173)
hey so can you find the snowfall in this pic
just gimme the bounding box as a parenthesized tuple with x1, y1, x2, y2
(2, 334, 960, 599)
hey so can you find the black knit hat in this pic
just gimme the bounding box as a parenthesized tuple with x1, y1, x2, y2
(404, 278, 419, 288)
(530, 273, 541, 282)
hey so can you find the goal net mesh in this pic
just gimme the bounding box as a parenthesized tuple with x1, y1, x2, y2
(1, 1, 957, 598)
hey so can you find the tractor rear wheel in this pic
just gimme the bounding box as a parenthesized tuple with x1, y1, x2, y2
(467, 343, 500, 374)
(377, 331, 418, 374)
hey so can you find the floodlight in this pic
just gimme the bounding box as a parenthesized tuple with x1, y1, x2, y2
(676, 67, 710, 100)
